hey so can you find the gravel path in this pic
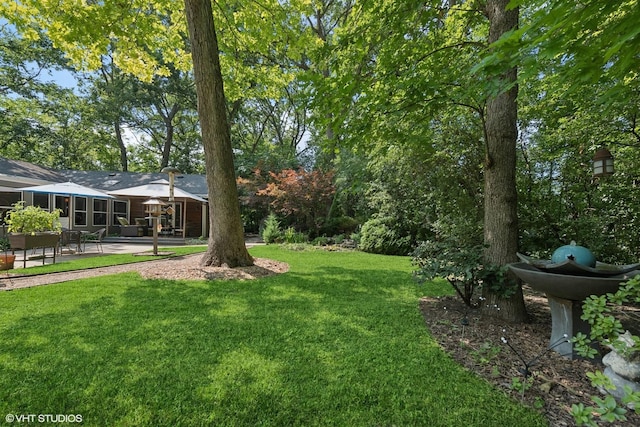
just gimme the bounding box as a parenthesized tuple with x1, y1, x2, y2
(0, 254, 288, 291)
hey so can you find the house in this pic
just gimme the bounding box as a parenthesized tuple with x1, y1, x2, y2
(0, 157, 209, 238)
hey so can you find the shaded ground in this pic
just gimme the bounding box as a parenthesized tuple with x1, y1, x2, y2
(0, 254, 288, 290)
(420, 287, 640, 426)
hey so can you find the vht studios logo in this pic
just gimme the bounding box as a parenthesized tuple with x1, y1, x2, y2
(5, 413, 83, 423)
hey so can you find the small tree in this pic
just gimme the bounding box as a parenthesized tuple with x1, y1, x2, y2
(257, 168, 336, 237)
(261, 213, 282, 244)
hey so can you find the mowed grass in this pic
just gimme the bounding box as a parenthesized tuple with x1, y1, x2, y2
(0, 246, 546, 426)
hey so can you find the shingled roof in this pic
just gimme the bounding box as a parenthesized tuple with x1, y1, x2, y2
(0, 157, 66, 186)
(0, 157, 208, 199)
(61, 170, 209, 199)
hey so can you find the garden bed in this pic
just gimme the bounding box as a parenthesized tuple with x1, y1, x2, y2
(420, 287, 640, 426)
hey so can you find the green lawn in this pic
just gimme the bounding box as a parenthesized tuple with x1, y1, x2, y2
(0, 246, 546, 426)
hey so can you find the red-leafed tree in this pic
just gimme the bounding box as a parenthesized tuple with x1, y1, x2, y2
(257, 168, 336, 236)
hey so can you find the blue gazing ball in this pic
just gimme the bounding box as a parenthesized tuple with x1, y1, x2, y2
(551, 241, 596, 267)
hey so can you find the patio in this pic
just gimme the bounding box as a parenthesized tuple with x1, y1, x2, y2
(8, 239, 185, 270)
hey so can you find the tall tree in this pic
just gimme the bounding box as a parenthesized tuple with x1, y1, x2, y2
(183, 0, 253, 267)
(312, 1, 528, 321)
(481, 0, 527, 321)
(0, 0, 313, 266)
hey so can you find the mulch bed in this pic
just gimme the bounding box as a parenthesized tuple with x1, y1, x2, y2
(419, 287, 640, 426)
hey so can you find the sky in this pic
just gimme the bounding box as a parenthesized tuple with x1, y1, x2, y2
(44, 69, 79, 90)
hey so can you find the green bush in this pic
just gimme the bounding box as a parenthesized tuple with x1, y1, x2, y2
(359, 217, 412, 255)
(570, 276, 640, 425)
(412, 239, 512, 307)
(321, 216, 359, 236)
(6, 201, 62, 234)
(312, 236, 330, 246)
(261, 213, 282, 244)
(283, 227, 307, 244)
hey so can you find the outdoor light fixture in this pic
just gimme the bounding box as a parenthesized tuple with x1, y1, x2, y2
(143, 198, 166, 255)
(592, 147, 614, 177)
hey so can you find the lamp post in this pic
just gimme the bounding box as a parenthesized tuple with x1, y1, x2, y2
(143, 198, 166, 255)
(161, 166, 181, 234)
(592, 147, 614, 178)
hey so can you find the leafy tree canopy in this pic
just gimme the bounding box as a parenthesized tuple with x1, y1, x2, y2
(477, 0, 639, 103)
(0, 0, 312, 102)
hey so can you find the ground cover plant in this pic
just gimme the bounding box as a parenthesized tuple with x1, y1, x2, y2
(0, 246, 546, 426)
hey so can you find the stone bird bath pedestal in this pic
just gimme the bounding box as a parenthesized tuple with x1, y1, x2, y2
(509, 249, 640, 359)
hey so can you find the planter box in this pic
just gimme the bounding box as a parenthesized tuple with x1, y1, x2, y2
(9, 232, 60, 268)
(9, 232, 60, 250)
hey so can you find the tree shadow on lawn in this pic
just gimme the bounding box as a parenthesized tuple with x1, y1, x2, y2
(0, 269, 546, 427)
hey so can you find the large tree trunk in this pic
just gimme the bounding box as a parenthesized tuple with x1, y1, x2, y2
(481, 0, 527, 322)
(184, 0, 253, 267)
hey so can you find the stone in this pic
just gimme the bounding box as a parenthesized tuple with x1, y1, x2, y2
(607, 331, 640, 362)
(602, 367, 640, 409)
(603, 351, 640, 382)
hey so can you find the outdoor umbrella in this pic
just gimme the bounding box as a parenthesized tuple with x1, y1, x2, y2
(18, 181, 115, 199)
(106, 179, 206, 202)
(17, 181, 114, 229)
(108, 179, 206, 234)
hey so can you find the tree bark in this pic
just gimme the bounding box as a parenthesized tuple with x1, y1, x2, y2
(481, 0, 528, 322)
(113, 120, 128, 171)
(184, 0, 253, 267)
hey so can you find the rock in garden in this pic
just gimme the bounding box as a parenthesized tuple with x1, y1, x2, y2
(602, 367, 640, 408)
(603, 350, 640, 382)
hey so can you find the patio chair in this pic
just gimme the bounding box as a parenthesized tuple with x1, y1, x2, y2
(59, 229, 82, 254)
(82, 228, 106, 253)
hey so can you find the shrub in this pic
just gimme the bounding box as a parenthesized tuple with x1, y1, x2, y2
(321, 216, 359, 236)
(6, 202, 62, 234)
(312, 236, 330, 246)
(332, 234, 346, 245)
(257, 168, 336, 237)
(359, 217, 412, 255)
(261, 213, 282, 244)
(412, 239, 511, 307)
(283, 227, 307, 244)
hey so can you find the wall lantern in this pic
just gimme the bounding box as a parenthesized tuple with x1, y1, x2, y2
(592, 147, 614, 177)
(143, 198, 167, 255)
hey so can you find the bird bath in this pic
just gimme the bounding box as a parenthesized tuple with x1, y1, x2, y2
(509, 253, 640, 359)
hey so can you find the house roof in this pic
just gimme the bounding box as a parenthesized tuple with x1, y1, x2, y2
(0, 157, 67, 186)
(60, 170, 209, 199)
(0, 157, 209, 199)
